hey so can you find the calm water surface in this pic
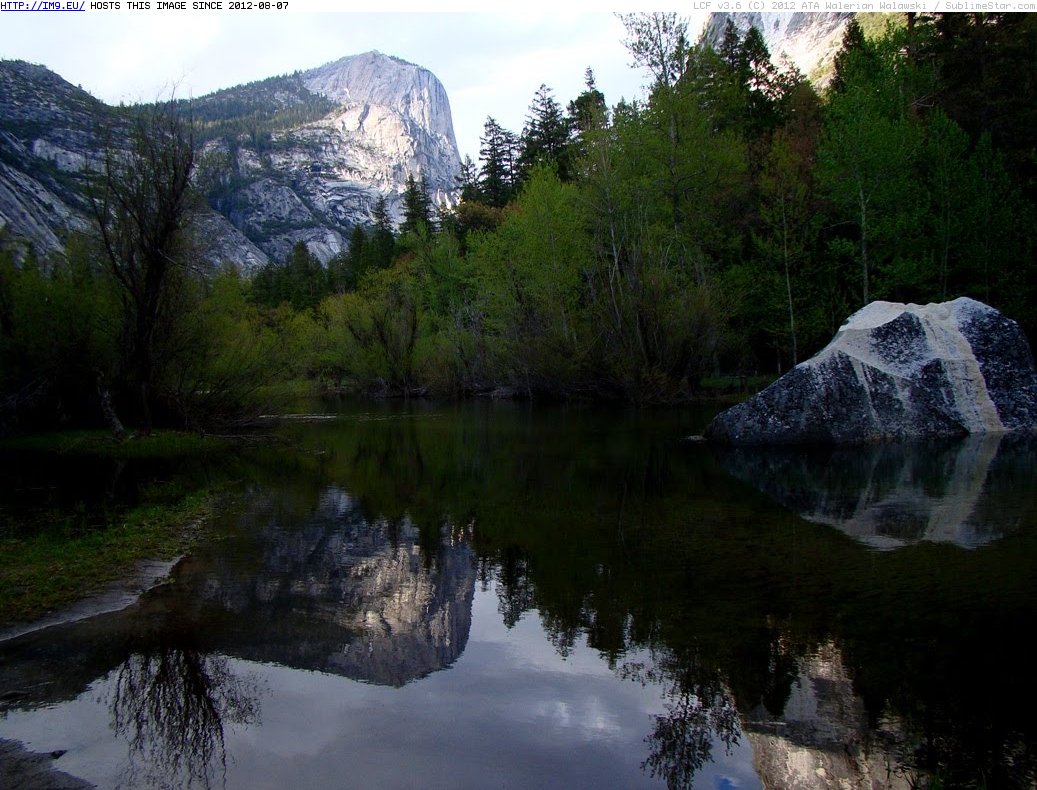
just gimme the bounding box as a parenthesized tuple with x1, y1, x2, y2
(2, 401, 1036, 789)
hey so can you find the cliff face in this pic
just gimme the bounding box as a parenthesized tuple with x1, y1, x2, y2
(702, 12, 853, 82)
(201, 51, 461, 264)
(0, 60, 102, 260)
(0, 50, 462, 268)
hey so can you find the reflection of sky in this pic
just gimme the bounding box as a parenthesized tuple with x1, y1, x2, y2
(1, 587, 760, 789)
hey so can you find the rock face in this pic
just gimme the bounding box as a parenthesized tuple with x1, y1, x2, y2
(0, 51, 462, 268)
(0, 61, 100, 260)
(706, 298, 1037, 444)
(302, 50, 460, 201)
(201, 51, 461, 263)
(702, 12, 853, 82)
(0, 60, 270, 272)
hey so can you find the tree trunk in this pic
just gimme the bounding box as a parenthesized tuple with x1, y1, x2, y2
(97, 374, 128, 442)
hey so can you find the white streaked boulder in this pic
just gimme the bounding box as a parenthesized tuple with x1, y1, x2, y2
(706, 297, 1037, 444)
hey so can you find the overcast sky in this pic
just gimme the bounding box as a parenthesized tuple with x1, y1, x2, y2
(0, 10, 711, 161)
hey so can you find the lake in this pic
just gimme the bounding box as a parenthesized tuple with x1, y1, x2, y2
(2, 401, 1036, 788)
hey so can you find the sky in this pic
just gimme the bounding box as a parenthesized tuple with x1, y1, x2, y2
(0, 10, 711, 162)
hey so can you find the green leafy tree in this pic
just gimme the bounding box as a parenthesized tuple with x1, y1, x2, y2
(619, 11, 690, 90)
(0, 239, 119, 432)
(923, 109, 971, 299)
(753, 131, 816, 366)
(817, 29, 927, 305)
(468, 166, 592, 395)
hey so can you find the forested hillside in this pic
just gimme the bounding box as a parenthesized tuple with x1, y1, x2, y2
(2, 12, 1035, 435)
(247, 12, 1035, 401)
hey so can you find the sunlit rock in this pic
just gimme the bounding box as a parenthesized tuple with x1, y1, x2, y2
(0, 52, 462, 269)
(703, 12, 853, 84)
(706, 298, 1037, 445)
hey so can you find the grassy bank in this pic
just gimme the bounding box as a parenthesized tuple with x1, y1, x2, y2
(0, 493, 217, 626)
(0, 430, 237, 627)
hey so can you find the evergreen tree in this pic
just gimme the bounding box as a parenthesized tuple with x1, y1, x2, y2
(400, 173, 432, 237)
(284, 241, 327, 311)
(718, 18, 743, 73)
(830, 17, 870, 94)
(567, 68, 608, 134)
(456, 155, 481, 203)
(478, 117, 518, 208)
(916, 13, 1037, 197)
(369, 196, 397, 269)
(740, 27, 782, 137)
(518, 84, 572, 182)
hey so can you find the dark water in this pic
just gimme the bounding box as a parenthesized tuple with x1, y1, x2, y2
(2, 401, 1037, 789)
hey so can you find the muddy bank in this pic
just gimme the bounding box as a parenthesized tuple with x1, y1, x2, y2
(0, 739, 94, 789)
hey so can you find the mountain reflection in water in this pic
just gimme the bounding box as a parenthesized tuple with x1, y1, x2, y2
(1, 402, 1036, 789)
(175, 485, 475, 686)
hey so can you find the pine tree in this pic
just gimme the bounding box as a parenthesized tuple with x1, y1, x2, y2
(830, 18, 869, 94)
(369, 196, 396, 269)
(567, 68, 608, 135)
(518, 84, 572, 182)
(479, 117, 518, 208)
(401, 173, 432, 237)
(284, 241, 327, 311)
(456, 155, 481, 203)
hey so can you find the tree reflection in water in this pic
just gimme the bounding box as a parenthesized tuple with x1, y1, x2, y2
(621, 654, 741, 789)
(109, 640, 260, 789)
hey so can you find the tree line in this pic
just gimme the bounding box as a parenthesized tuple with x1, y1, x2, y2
(2, 12, 1035, 435)
(279, 12, 1036, 400)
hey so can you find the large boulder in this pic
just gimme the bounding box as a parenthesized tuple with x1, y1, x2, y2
(706, 297, 1037, 444)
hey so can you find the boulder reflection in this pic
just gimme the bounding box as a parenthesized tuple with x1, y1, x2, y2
(713, 435, 1037, 548)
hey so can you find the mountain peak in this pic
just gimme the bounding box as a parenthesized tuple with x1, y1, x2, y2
(0, 50, 461, 269)
(301, 50, 459, 161)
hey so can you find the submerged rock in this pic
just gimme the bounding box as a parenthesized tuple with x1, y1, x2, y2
(706, 297, 1037, 444)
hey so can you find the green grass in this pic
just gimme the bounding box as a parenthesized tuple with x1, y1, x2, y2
(0, 428, 244, 627)
(0, 491, 218, 627)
